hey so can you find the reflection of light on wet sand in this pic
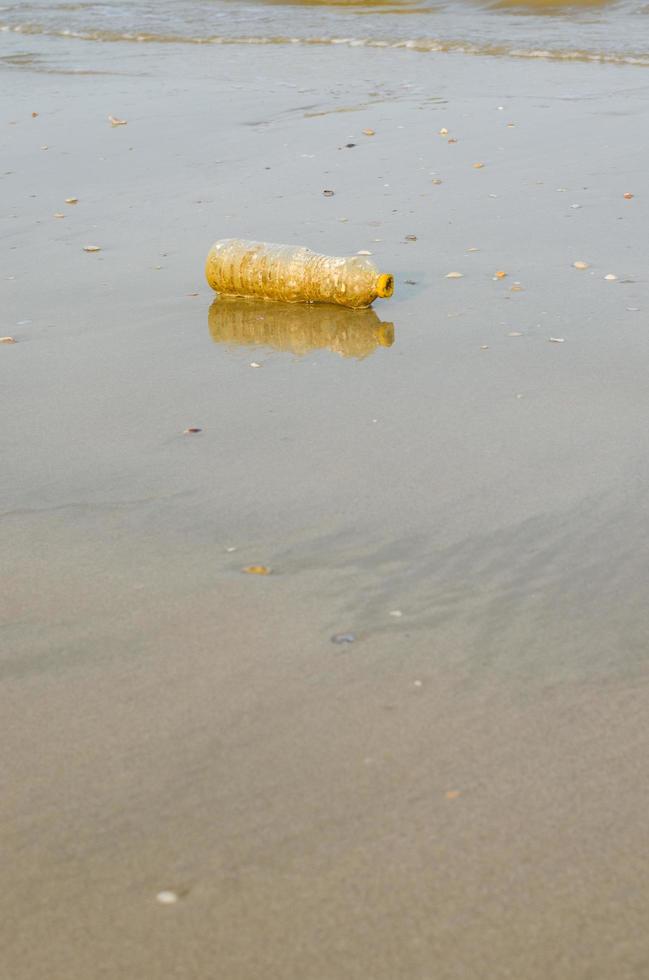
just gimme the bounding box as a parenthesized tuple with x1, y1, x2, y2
(208, 298, 394, 359)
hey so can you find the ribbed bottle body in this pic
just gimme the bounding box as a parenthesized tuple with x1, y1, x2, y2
(205, 239, 393, 309)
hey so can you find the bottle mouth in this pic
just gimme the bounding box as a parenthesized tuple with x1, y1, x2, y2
(376, 273, 394, 298)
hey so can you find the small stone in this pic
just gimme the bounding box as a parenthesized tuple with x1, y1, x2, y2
(243, 565, 271, 575)
(472, 162, 485, 169)
(389, 610, 403, 618)
(431, 178, 442, 185)
(405, 234, 417, 241)
(480, 345, 489, 350)
(65, 197, 78, 204)
(623, 192, 634, 200)
(83, 245, 101, 252)
(156, 891, 179, 905)
(331, 632, 356, 645)
(573, 260, 589, 270)
(345, 143, 356, 148)
(549, 337, 565, 343)
(495, 270, 507, 279)
(604, 274, 618, 281)
(362, 128, 375, 136)
(446, 271, 463, 279)
(53, 212, 65, 218)
(322, 189, 335, 197)
(413, 680, 423, 687)
(183, 427, 202, 434)
(508, 331, 523, 337)
(249, 361, 262, 367)
(439, 128, 448, 136)
(1, 336, 17, 344)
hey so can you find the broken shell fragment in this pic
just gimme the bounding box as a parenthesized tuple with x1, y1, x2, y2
(362, 128, 375, 136)
(1, 336, 17, 344)
(108, 115, 127, 126)
(83, 245, 101, 252)
(446, 271, 464, 279)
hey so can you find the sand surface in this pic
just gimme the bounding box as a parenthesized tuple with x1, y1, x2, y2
(2, 35, 649, 979)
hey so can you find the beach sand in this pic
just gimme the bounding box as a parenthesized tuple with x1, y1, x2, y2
(2, 35, 649, 979)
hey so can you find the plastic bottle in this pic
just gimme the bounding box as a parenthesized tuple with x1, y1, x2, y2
(205, 238, 394, 310)
(208, 297, 394, 359)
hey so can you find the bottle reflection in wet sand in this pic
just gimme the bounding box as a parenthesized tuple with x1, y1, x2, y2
(208, 297, 394, 360)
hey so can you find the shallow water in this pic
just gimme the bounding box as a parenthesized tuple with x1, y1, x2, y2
(1, 0, 648, 65)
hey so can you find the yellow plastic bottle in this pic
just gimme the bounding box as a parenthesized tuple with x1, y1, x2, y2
(205, 238, 394, 310)
(208, 297, 394, 359)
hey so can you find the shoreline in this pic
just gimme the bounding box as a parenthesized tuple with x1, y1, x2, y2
(3, 33, 649, 980)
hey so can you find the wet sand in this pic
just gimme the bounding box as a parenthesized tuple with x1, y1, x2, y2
(2, 35, 649, 979)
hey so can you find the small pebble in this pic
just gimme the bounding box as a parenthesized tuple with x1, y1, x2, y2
(431, 178, 442, 185)
(389, 610, 403, 618)
(604, 274, 618, 281)
(1, 336, 17, 344)
(623, 192, 634, 200)
(65, 197, 78, 204)
(83, 245, 101, 253)
(446, 271, 463, 279)
(495, 271, 507, 279)
(405, 234, 417, 242)
(445, 790, 461, 800)
(156, 891, 179, 905)
(439, 128, 448, 136)
(249, 361, 262, 367)
(413, 680, 423, 688)
(183, 427, 202, 434)
(508, 331, 523, 337)
(322, 189, 335, 197)
(472, 162, 485, 169)
(362, 128, 375, 136)
(480, 345, 489, 350)
(549, 337, 565, 343)
(573, 260, 589, 270)
(331, 633, 356, 645)
(243, 565, 271, 575)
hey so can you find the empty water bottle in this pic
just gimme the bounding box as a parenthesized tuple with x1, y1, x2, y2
(205, 238, 394, 309)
